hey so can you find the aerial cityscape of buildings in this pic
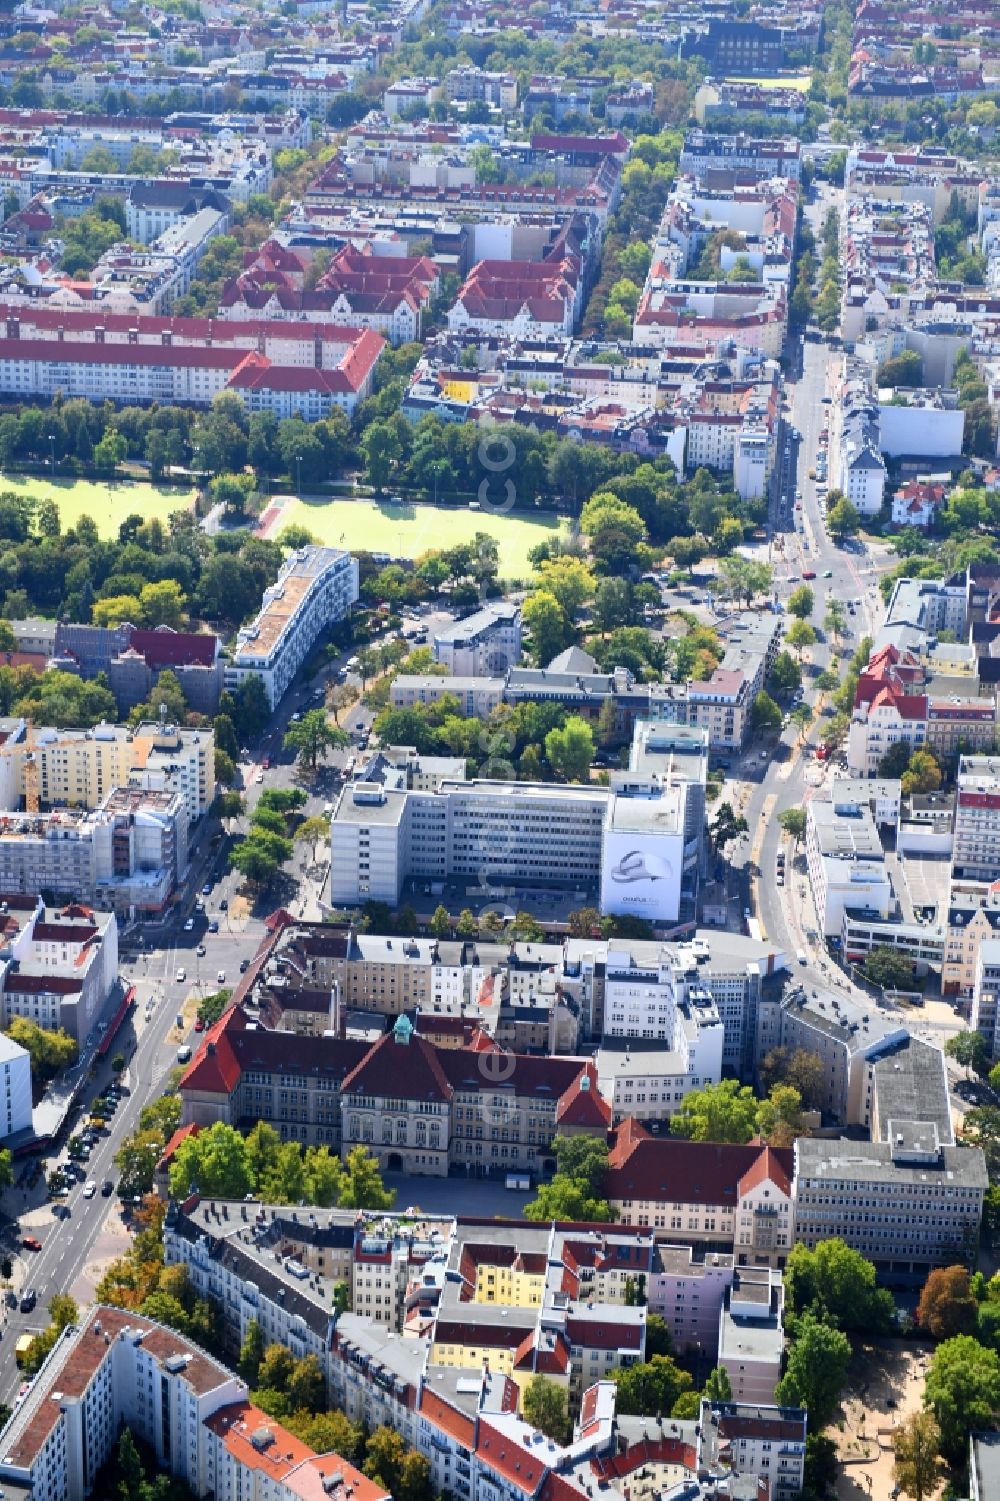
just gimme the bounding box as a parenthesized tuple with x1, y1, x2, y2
(0, 0, 992, 1500)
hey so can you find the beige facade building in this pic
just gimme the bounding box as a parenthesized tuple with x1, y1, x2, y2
(0, 719, 215, 823)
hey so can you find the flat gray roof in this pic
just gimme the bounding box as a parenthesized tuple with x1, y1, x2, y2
(796, 1136, 988, 1189)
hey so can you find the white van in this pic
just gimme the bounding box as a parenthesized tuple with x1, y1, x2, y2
(796, 949, 807, 965)
(176, 1044, 192, 1064)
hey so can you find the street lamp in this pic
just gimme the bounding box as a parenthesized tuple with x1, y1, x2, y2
(296, 454, 303, 494)
(47, 433, 55, 472)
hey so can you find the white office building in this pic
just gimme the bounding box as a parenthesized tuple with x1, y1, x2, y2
(331, 776, 689, 924)
(226, 546, 359, 709)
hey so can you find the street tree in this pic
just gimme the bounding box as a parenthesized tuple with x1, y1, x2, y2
(778, 807, 807, 841)
(326, 683, 358, 723)
(774, 1312, 851, 1426)
(824, 599, 847, 640)
(892, 1412, 943, 1501)
(787, 585, 815, 619)
(826, 496, 861, 540)
(712, 801, 748, 848)
(791, 704, 813, 739)
(925, 1334, 1000, 1462)
(720, 556, 772, 605)
(751, 691, 782, 732)
(946, 1030, 988, 1078)
(768, 650, 802, 696)
(786, 619, 817, 656)
(917, 1266, 979, 1340)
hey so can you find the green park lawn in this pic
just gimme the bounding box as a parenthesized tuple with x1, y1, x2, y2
(276, 496, 569, 579)
(0, 474, 195, 538)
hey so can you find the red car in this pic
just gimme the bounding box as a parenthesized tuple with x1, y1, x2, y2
(802, 570, 817, 580)
(22, 1236, 41, 1252)
(194, 1018, 205, 1032)
(261, 756, 270, 770)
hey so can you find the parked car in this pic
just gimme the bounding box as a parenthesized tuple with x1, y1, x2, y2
(102, 1180, 114, 1197)
(183, 917, 194, 932)
(201, 882, 211, 896)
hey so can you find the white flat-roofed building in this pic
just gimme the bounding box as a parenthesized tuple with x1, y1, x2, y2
(227, 546, 358, 709)
(330, 775, 689, 923)
(0, 1032, 31, 1139)
(432, 602, 521, 677)
(805, 795, 892, 937)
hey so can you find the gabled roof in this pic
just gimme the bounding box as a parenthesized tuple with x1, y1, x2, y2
(340, 1027, 454, 1103)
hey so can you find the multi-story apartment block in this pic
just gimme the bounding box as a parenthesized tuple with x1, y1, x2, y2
(0, 1305, 246, 1501)
(432, 604, 522, 677)
(971, 938, 1000, 1059)
(757, 981, 912, 1127)
(0, 1303, 384, 1501)
(677, 133, 801, 184)
(794, 1127, 987, 1276)
(0, 719, 214, 825)
(0, 786, 188, 914)
(0, 899, 118, 1042)
(227, 546, 359, 709)
(443, 66, 518, 112)
(717, 1267, 785, 1404)
(698, 1401, 806, 1501)
(953, 758, 1000, 882)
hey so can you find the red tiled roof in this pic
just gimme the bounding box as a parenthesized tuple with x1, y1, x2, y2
(5, 972, 82, 993)
(416, 1389, 475, 1447)
(606, 1132, 793, 1211)
(556, 1066, 611, 1127)
(178, 1003, 248, 1095)
(476, 1422, 547, 1493)
(341, 1028, 454, 1102)
(128, 626, 218, 669)
(737, 1144, 792, 1200)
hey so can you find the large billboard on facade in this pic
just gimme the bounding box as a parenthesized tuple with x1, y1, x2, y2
(600, 830, 683, 924)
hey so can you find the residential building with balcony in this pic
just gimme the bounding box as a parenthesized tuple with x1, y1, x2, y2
(227, 546, 359, 709)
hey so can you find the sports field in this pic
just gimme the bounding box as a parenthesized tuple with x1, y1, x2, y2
(0, 474, 195, 537)
(272, 496, 569, 578)
(725, 72, 812, 91)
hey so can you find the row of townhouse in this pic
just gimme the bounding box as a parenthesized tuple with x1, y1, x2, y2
(164, 1194, 788, 1411)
